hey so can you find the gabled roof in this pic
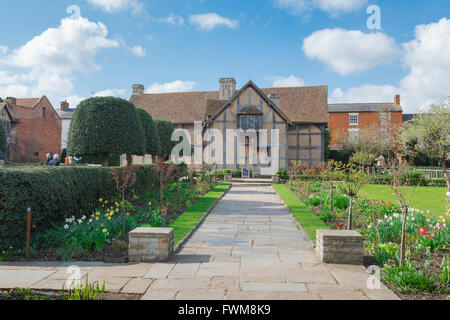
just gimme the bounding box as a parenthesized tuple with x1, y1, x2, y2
(210, 80, 293, 125)
(0, 102, 19, 123)
(130, 81, 328, 124)
(328, 103, 402, 113)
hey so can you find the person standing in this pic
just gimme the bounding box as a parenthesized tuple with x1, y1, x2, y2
(49, 154, 60, 166)
(44, 153, 53, 166)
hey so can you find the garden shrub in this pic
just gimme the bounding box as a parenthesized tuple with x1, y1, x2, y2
(154, 118, 175, 157)
(67, 97, 145, 166)
(0, 166, 117, 248)
(0, 164, 186, 248)
(276, 169, 289, 180)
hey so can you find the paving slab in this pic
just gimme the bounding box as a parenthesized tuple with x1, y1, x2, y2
(0, 270, 55, 288)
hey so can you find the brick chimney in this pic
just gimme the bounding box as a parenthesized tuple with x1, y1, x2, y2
(219, 78, 236, 101)
(268, 94, 280, 108)
(394, 95, 400, 105)
(61, 100, 69, 111)
(132, 84, 144, 96)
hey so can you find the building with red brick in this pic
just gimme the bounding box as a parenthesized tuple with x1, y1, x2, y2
(328, 95, 403, 150)
(1, 96, 61, 162)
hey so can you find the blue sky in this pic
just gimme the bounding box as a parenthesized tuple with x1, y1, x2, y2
(0, 0, 449, 113)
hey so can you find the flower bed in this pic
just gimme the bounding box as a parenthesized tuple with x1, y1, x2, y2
(0, 169, 222, 263)
(287, 179, 449, 300)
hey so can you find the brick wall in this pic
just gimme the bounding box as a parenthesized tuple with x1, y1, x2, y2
(328, 112, 402, 150)
(9, 96, 61, 162)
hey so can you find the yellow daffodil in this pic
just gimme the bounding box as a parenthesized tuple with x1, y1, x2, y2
(96, 211, 100, 216)
(102, 228, 107, 233)
(108, 217, 112, 221)
(99, 198, 103, 202)
(116, 208, 119, 212)
(95, 217, 99, 221)
(426, 218, 430, 222)
(148, 202, 152, 206)
(104, 200, 108, 204)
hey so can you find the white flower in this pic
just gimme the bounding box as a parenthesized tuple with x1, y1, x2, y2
(88, 219, 93, 224)
(82, 215, 86, 220)
(77, 219, 83, 224)
(64, 224, 69, 230)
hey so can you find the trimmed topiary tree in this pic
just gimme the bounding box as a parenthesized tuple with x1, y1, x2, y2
(154, 118, 175, 159)
(136, 108, 161, 157)
(67, 97, 145, 166)
(0, 120, 6, 156)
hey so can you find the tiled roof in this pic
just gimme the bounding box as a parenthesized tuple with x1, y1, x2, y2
(15, 98, 41, 108)
(206, 100, 227, 118)
(130, 84, 328, 124)
(328, 103, 402, 113)
(57, 108, 76, 119)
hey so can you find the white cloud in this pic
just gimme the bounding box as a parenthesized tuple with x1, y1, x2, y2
(330, 18, 450, 113)
(189, 13, 239, 31)
(314, 0, 368, 13)
(87, 0, 143, 14)
(145, 80, 197, 93)
(130, 45, 146, 57)
(63, 89, 127, 108)
(0, 46, 8, 55)
(272, 75, 306, 87)
(302, 29, 400, 75)
(158, 14, 185, 26)
(273, 0, 367, 16)
(0, 15, 119, 103)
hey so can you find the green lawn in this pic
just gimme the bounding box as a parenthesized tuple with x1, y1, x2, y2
(168, 182, 231, 246)
(359, 184, 448, 218)
(273, 184, 329, 242)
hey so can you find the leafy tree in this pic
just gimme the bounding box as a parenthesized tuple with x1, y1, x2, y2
(67, 97, 145, 166)
(0, 120, 6, 156)
(401, 99, 450, 200)
(136, 108, 161, 157)
(154, 119, 175, 158)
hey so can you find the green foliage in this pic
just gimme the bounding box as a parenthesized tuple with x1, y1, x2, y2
(382, 262, 438, 294)
(0, 120, 6, 154)
(0, 164, 186, 248)
(67, 97, 145, 164)
(276, 169, 289, 181)
(374, 242, 399, 266)
(0, 166, 118, 248)
(439, 255, 450, 287)
(350, 151, 377, 167)
(401, 99, 450, 165)
(154, 118, 175, 157)
(273, 184, 329, 242)
(68, 276, 105, 300)
(136, 108, 161, 156)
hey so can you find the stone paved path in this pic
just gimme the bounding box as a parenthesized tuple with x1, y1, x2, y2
(0, 184, 399, 300)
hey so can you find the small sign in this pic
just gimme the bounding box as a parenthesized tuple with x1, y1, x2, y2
(242, 168, 250, 179)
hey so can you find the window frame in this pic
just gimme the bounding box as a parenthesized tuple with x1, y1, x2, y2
(349, 113, 359, 126)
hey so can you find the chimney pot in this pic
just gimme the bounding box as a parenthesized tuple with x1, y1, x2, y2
(61, 100, 69, 111)
(394, 95, 400, 105)
(132, 84, 145, 96)
(219, 78, 236, 101)
(269, 94, 280, 108)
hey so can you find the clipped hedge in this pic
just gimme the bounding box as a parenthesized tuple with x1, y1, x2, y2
(0, 164, 185, 248)
(0, 166, 117, 248)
